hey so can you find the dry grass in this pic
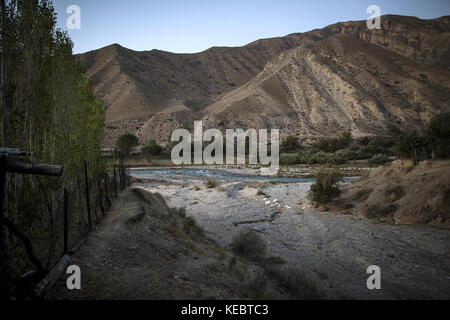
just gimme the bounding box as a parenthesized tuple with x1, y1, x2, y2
(366, 204, 398, 219)
(231, 231, 267, 262)
(246, 270, 268, 299)
(263, 266, 320, 299)
(353, 188, 373, 201)
(183, 216, 204, 238)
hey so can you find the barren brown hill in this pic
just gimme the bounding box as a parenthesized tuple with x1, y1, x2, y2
(77, 15, 450, 147)
(336, 159, 450, 227)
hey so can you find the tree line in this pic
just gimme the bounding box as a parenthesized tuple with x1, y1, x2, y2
(1, 0, 105, 297)
(280, 112, 450, 166)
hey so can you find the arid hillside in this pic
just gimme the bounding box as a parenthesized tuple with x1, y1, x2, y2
(337, 159, 450, 227)
(77, 15, 450, 147)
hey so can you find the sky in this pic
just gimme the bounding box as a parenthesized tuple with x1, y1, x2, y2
(53, 0, 450, 54)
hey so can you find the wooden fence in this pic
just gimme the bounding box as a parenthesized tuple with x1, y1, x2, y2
(0, 162, 130, 298)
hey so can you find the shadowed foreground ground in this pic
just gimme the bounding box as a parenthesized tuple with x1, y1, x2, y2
(45, 178, 450, 299)
(45, 188, 317, 300)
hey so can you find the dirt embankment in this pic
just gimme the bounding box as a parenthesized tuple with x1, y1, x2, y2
(336, 160, 450, 227)
(45, 187, 317, 299)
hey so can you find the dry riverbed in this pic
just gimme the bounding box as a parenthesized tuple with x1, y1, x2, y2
(134, 172, 450, 299)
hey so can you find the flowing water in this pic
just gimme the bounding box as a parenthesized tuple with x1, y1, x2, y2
(129, 168, 314, 183)
(128, 168, 358, 183)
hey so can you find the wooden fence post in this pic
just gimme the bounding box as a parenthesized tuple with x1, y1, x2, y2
(84, 160, 92, 231)
(104, 172, 112, 208)
(113, 166, 117, 197)
(123, 165, 127, 187)
(118, 165, 123, 191)
(63, 187, 68, 255)
(98, 180, 105, 218)
(0, 156, 6, 260)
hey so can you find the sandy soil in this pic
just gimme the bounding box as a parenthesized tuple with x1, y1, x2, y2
(135, 175, 450, 299)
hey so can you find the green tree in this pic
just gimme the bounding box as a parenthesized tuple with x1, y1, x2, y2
(394, 130, 426, 165)
(426, 112, 450, 159)
(141, 139, 163, 157)
(308, 169, 342, 205)
(281, 135, 302, 153)
(339, 131, 352, 148)
(116, 133, 139, 156)
(1, 0, 106, 294)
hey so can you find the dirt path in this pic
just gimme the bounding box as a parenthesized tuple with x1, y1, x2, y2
(138, 178, 450, 299)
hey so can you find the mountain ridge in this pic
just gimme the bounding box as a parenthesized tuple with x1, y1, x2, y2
(77, 15, 450, 147)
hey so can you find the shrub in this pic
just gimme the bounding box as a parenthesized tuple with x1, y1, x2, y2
(370, 136, 395, 149)
(426, 112, 450, 158)
(231, 231, 267, 261)
(256, 189, 266, 196)
(183, 216, 204, 238)
(116, 133, 139, 156)
(141, 139, 163, 157)
(246, 271, 268, 299)
(329, 150, 349, 164)
(263, 266, 320, 299)
(308, 151, 328, 164)
(312, 132, 352, 153)
(339, 131, 352, 148)
(366, 204, 398, 219)
(358, 136, 371, 146)
(312, 138, 340, 153)
(308, 168, 343, 205)
(359, 144, 384, 157)
(280, 153, 302, 165)
(205, 179, 217, 188)
(369, 153, 390, 165)
(281, 135, 302, 153)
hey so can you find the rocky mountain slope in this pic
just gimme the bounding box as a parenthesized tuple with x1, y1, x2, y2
(77, 15, 450, 147)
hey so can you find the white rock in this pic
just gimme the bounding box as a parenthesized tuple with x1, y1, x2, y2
(263, 198, 268, 201)
(265, 201, 271, 206)
(272, 199, 278, 203)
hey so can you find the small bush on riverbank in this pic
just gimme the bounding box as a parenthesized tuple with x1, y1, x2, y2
(369, 153, 390, 165)
(256, 189, 266, 196)
(205, 179, 218, 188)
(231, 231, 266, 262)
(308, 168, 343, 205)
(141, 139, 163, 157)
(280, 153, 302, 165)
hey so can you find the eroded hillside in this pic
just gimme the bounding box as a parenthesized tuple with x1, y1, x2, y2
(77, 15, 450, 146)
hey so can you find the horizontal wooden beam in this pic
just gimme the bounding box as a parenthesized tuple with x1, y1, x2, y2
(4, 158, 63, 176)
(0, 147, 32, 156)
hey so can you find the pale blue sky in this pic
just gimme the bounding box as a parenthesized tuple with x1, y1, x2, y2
(53, 0, 450, 54)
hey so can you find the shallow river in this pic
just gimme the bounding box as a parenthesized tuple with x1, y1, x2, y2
(128, 168, 357, 183)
